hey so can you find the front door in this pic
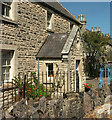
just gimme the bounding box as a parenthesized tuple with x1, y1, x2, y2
(76, 60, 80, 92)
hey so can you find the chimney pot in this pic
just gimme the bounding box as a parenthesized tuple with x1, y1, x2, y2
(91, 27, 93, 32)
(97, 27, 98, 31)
(78, 15, 80, 21)
(81, 14, 83, 21)
(98, 26, 100, 31)
(95, 27, 97, 32)
(82, 15, 85, 21)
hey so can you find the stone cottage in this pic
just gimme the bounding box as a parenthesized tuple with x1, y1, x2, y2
(0, 0, 86, 95)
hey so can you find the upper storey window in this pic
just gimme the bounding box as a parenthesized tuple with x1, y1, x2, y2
(47, 11, 53, 30)
(2, 2, 11, 18)
(70, 23, 73, 31)
(1, 1, 17, 22)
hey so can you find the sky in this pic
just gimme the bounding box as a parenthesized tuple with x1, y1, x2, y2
(60, 2, 110, 35)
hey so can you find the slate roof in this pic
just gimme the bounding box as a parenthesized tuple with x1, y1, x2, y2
(36, 33, 69, 59)
(31, 0, 81, 25)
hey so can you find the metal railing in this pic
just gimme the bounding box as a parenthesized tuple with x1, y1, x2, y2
(1, 71, 77, 115)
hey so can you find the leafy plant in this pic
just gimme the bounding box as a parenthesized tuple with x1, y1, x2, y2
(13, 72, 50, 99)
(25, 83, 50, 99)
(13, 77, 24, 91)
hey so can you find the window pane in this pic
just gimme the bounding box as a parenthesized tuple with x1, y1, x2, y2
(2, 50, 13, 81)
(6, 7, 10, 17)
(47, 13, 52, 21)
(6, 67, 10, 73)
(7, 59, 10, 65)
(48, 64, 53, 77)
(47, 12, 52, 29)
(2, 68, 5, 74)
(70, 24, 73, 30)
(2, 59, 6, 65)
(3, 74, 5, 80)
(2, 3, 11, 17)
(2, 5, 5, 15)
(6, 74, 9, 80)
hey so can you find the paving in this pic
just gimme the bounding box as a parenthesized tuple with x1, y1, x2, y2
(86, 77, 100, 90)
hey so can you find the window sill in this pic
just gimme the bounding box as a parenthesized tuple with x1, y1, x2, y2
(47, 28, 54, 33)
(0, 16, 17, 25)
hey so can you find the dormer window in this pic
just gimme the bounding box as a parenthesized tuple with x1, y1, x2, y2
(1, 2, 11, 18)
(47, 11, 53, 30)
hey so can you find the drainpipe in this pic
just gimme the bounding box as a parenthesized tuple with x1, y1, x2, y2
(38, 58, 39, 81)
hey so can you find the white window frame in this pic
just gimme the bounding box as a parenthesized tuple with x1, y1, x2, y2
(0, 44, 18, 85)
(47, 11, 54, 30)
(1, 2, 11, 19)
(46, 63, 54, 80)
(1, 1, 18, 21)
(2, 50, 13, 83)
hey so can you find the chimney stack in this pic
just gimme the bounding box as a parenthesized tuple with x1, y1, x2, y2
(91, 26, 101, 32)
(91, 27, 93, 32)
(78, 14, 87, 35)
(78, 14, 86, 22)
(105, 33, 110, 38)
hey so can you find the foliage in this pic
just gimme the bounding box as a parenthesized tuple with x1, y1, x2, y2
(25, 83, 50, 99)
(84, 83, 93, 89)
(82, 31, 110, 77)
(13, 77, 24, 91)
(13, 72, 50, 99)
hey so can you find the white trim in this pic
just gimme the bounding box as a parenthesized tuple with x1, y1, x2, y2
(0, 44, 18, 82)
(47, 11, 54, 30)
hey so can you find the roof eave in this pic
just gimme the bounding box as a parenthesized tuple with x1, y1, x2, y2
(29, 0, 81, 25)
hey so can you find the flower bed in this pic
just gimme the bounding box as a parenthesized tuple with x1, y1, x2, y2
(13, 72, 50, 100)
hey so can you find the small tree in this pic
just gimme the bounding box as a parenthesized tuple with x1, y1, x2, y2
(82, 31, 110, 78)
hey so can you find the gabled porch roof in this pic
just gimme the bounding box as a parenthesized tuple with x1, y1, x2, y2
(36, 25, 80, 60)
(36, 33, 69, 59)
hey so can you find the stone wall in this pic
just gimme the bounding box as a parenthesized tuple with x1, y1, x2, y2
(84, 84, 111, 117)
(4, 92, 84, 119)
(0, 2, 76, 113)
(0, 86, 19, 112)
(1, 1, 71, 74)
(87, 95, 112, 119)
(54, 14, 70, 33)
